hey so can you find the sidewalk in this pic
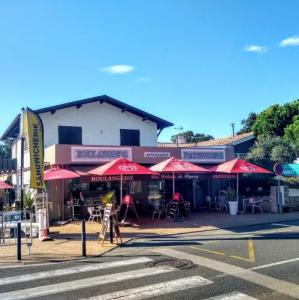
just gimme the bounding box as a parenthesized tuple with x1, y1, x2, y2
(1, 211, 298, 264)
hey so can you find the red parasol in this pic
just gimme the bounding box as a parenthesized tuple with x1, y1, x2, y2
(44, 168, 80, 181)
(212, 158, 272, 174)
(212, 158, 272, 203)
(0, 181, 13, 189)
(89, 157, 158, 203)
(44, 167, 80, 221)
(150, 157, 210, 194)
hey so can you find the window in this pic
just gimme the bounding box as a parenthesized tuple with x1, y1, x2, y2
(58, 126, 82, 145)
(120, 129, 140, 146)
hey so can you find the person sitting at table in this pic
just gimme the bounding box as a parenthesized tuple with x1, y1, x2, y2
(122, 194, 133, 205)
(172, 192, 184, 202)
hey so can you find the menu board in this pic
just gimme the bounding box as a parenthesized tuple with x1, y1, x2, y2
(98, 204, 122, 245)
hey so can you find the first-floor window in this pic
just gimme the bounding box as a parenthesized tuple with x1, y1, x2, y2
(58, 126, 82, 145)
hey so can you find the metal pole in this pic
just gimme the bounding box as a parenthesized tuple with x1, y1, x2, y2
(109, 216, 114, 244)
(81, 219, 86, 257)
(17, 222, 22, 261)
(236, 173, 239, 203)
(278, 179, 283, 214)
(20, 137, 24, 212)
(172, 171, 175, 195)
(120, 174, 123, 205)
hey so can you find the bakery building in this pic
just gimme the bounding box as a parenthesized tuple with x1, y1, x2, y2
(1, 95, 251, 221)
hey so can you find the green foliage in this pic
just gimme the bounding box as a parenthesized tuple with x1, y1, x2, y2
(237, 112, 258, 134)
(0, 141, 12, 159)
(284, 115, 299, 151)
(246, 135, 297, 169)
(170, 130, 214, 143)
(281, 177, 299, 188)
(24, 192, 33, 210)
(252, 99, 299, 137)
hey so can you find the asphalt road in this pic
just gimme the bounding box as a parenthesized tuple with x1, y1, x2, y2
(0, 219, 298, 300)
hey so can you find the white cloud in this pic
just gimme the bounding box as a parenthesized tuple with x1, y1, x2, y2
(136, 77, 151, 82)
(244, 45, 268, 53)
(100, 64, 134, 74)
(279, 36, 299, 47)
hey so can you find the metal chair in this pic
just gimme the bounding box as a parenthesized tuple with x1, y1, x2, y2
(249, 199, 263, 214)
(152, 199, 165, 220)
(184, 201, 191, 216)
(88, 207, 102, 222)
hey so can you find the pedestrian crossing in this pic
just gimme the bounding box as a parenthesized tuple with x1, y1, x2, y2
(0, 256, 258, 300)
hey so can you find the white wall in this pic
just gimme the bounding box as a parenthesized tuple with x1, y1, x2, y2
(39, 102, 158, 147)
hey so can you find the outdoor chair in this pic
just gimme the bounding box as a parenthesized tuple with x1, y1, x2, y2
(206, 196, 217, 210)
(218, 195, 229, 212)
(87, 207, 103, 222)
(152, 199, 166, 220)
(184, 201, 191, 216)
(248, 198, 263, 214)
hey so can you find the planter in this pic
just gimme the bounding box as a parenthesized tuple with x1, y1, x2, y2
(229, 201, 238, 215)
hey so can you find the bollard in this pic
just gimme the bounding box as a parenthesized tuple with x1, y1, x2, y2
(109, 216, 114, 244)
(17, 222, 22, 261)
(81, 220, 86, 257)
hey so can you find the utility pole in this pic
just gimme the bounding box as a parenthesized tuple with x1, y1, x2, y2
(231, 123, 235, 138)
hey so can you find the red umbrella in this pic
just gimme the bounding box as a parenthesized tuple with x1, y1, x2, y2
(150, 157, 210, 194)
(44, 168, 80, 181)
(89, 157, 158, 203)
(0, 181, 13, 189)
(44, 168, 80, 221)
(212, 158, 272, 202)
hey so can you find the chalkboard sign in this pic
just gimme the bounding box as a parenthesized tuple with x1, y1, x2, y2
(166, 201, 179, 221)
(98, 204, 122, 245)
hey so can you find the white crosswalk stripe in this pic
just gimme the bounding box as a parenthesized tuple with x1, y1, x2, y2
(0, 266, 176, 300)
(0, 256, 259, 300)
(0, 257, 153, 286)
(203, 292, 258, 300)
(84, 276, 213, 300)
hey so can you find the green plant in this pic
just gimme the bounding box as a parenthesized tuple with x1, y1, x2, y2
(24, 192, 33, 210)
(226, 187, 236, 201)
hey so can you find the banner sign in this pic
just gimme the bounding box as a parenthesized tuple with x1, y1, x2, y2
(181, 149, 225, 163)
(90, 175, 134, 182)
(144, 152, 171, 158)
(281, 164, 299, 177)
(22, 108, 45, 190)
(71, 146, 132, 163)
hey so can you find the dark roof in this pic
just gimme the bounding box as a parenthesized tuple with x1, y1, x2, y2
(1, 95, 173, 140)
(1, 114, 21, 141)
(35, 95, 173, 130)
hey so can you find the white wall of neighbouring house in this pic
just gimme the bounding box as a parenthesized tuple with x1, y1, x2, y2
(39, 101, 158, 147)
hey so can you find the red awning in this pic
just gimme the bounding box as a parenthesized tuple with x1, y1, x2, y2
(150, 157, 210, 173)
(89, 157, 158, 176)
(212, 158, 272, 174)
(0, 181, 13, 189)
(44, 168, 80, 181)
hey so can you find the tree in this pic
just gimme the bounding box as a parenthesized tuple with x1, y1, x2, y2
(170, 130, 214, 143)
(246, 135, 297, 169)
(252, 100, 299, 136)
(0, 141, 12, 159)
(284, 115, 299, 151)
(237, 112, 258, 134)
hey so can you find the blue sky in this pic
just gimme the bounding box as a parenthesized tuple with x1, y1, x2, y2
(1, 0, 299, 142)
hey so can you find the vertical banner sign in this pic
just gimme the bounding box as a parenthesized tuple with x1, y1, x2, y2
(22, 108, 45, 190)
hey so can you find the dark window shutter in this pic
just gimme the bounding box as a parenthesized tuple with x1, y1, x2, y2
(120, 129, 140, 146)
(58, 126, 82, 145)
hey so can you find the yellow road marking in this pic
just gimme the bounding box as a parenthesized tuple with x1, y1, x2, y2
(191, 239, 256, 263)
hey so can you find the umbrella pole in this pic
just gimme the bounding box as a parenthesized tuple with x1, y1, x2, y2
(236, 173, 239, 203)
(172, 171, 175, 195)
(120, 174, 123, 206)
